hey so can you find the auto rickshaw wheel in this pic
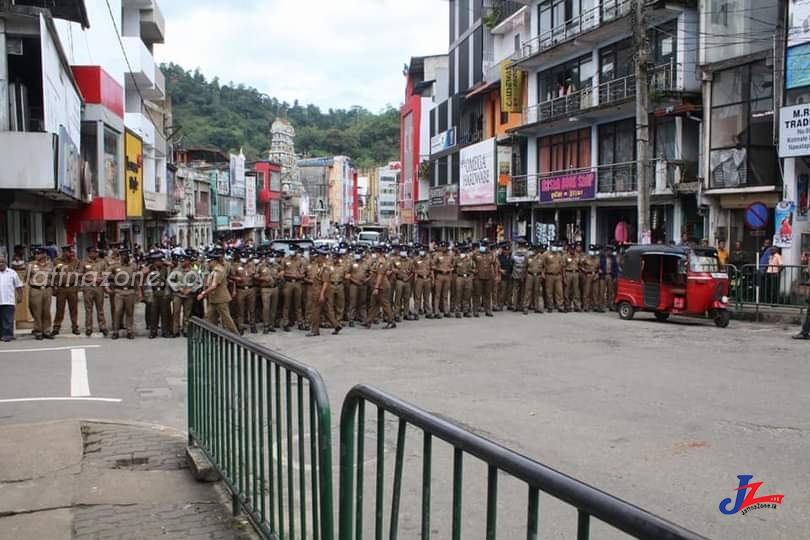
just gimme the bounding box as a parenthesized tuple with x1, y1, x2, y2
(654, 311, 670, 322)
(618, 301, 635, 320)
(714, 309, 731, 328)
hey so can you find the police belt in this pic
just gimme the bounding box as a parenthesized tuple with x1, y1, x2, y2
(417, 274, 431, 279)
(545, 272, 561, 275)
(456, 273, 471, 278)
(29, 285, 50, 290)
(528, 272, 542, 276)
(436, 269, 452, 274)
(565, 269, 578, 273)
(331, 281, 343, 286)
(239, 285, 252, 290)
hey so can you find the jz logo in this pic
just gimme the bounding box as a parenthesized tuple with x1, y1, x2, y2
(719, 475, 784, 515)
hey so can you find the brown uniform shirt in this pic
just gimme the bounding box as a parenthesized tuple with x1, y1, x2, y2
(473, 251, 496, 278)
(27, 259, 54, 287)
(81, 258, 108, 286)
(454, 254, 475, 276)
(255, 262, 280, 287)
(208, 265, 231, 303)
(526, 253, 545, 275)
(283, 258, 305, 280)
(542, 251, 563, 274)
(392, 258, 413, 281)
(414, 256, 432, 278)
(432, 252, 454, 274)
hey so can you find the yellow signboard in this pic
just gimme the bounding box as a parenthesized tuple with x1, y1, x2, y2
(124, 130, 144, 218)
(500, 60, 524, 113)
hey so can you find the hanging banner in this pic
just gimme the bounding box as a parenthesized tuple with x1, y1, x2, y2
(774, 200, 795, 248)
(500, 60, 524, 113)
(124, 130, 144, 218)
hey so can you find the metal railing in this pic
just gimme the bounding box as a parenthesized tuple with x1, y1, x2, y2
(338, 384, 706, 540)
(187, 317, 335, 540)
(524, 62, 678, 126)
(728, 264, 810, 312)
(597, 161, 638, 193)
(517, 0, 633, 61)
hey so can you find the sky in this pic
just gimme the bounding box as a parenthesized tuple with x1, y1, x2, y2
(154, 0, 450, 112)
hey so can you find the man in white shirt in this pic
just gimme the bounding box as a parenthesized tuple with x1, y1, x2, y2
(0, 256, 24, 342)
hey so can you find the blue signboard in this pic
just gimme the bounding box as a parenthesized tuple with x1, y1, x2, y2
(786, 43, 810, 89)
(744, 202, 769, 230)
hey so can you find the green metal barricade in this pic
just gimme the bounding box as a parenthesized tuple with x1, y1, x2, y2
(187, 317, 334, 540)
(338, 384, 707, 540)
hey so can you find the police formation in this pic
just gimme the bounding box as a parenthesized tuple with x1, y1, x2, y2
(13, 240, 623, 340)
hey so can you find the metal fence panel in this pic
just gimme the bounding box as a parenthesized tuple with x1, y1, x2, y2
(338, 384, 707, 540)
(728, 264, 810, 312)
(188, 317, 334, 540)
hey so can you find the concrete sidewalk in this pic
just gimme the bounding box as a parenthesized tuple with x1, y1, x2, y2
(0, 420, 257, 540)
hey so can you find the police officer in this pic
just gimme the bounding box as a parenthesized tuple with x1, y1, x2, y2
(472, 240, 497, 317)
(232, 249, 257, 334)
(453, 244, 475, 318)
(328, 248, 348, 325)
(52, 245, 80, 335)
(523, 244, 545, 314)
(598, 245, 619, 312)
(580, 244, 601, 312)
(27, 246, 54, 340)
(105, 242, 123, 328)
(495, 242, 512, 311)
(80, 246, 108, 337)
(168, 253, 201, 337)
(432, 241, 453, 318)
(106, 249, 140, 339)
(511, 239, 529, 311)
(391, 245, 414, 322)
(543, 242, 565, 312)
(346, 248, 369, 327)
(306, 248, 343, 336)
(364, 246, 395, 329)
(197, 249, 239, 334)
(146, 251, 172, 338)
(281, 246, 305, 331)
(255, 249, 281, 333)
(563, 243, 582, 312)
(413, 244, 433, 319)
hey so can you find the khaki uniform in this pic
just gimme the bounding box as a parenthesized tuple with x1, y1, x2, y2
(328, 259, 347, 323)
(80, 257, 108, 334)
(472, 251, 497, 316)
(542, 251, 564, 311)
(391, 257, 413, 319)
(146, 266, 171, 336)
(302, 262, 318, 326)
(169, 264, 200, 335)
(413, 256, 433, 316)
(347, 259, 369, 323)
(105, 254, 121, 326)
(579, 254, 600, 311)
(365, 257, 394, 325)
(110, 262, 139, 337)
(598, 255, 618, 311)
(563, 252, 582, 311)
(523, 254, 545, 313)
(11, 257, 32, 324)
(205, 264, 239, 333)
(432, 252, 454, 316)
(511, 248, 529, 310)
(308, 263, 341, 334)
(281, 257, 305, 328)
(255, 260, 281, 331)
(232, 262, 257, 332)
(27, 259, 54, 337)
(453, 253, 475, 316)
(52, 256, 80, 334)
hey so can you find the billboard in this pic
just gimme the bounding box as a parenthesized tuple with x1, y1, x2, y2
(245, 172, 257, 216)
(789, 0, 810, 47)
(500, 60, 524, 113)
(786, 43, 810, 90)
(229, 153, 246, 198)
(779, 104, 810, 157)
(124, 130, 144, 218)
(539, 171, 596, 203)
(459, 138, 496, 206)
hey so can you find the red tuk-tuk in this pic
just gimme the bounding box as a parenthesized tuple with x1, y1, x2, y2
(614, 245, 731, 327)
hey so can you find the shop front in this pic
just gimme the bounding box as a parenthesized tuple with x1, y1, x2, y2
(532, 170, 596, 245)
(427, 184, 475, 242)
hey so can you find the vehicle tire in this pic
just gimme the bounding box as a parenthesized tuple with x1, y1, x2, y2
(654, 311, 670, 322)
(714, 309, 731, 328)
(617, 301, 635, 320)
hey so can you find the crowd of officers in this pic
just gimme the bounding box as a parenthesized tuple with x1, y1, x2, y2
(13, 239, 624, 340)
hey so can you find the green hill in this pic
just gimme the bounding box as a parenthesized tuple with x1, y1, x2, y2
(161, 62, 401, 168)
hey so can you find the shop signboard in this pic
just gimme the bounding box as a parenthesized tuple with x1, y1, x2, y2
(774, 200, 795, 248)
(430, 128, 456, 155)
(778, 104, 810, 157)
(415, 200, 430, 221)
(539, 171, 596, 203)
(786, 43, 810, 89)
(429, 184, 458, 206)
(229, 153, 246, 198)
(245, 172, 257, 216)
(459, 138, 496, 206)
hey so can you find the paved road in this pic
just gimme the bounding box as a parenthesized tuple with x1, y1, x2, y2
(1, 309, 807, 539)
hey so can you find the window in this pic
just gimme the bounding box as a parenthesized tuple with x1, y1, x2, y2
(654, 117, 677, 160)
(538, 128, 591, 173)
(81, 123, 98, 198)
(651, 21, 676, 65)
(599, 39, 634, 82)
(537, 53, 593, 102)
(598, 119, 636, 192)
(270, 170, 281, 191)
(710, 2, 731, 26)
(103, 127, 121, 198)
(514, 34, 521, 53)
(501, 111, 509, 124)
(709, 61, 776, 188)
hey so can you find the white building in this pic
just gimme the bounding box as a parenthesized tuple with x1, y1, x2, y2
(377, 165, 400, 229)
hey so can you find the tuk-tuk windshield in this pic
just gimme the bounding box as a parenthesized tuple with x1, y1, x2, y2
(689, 253, 719, 272)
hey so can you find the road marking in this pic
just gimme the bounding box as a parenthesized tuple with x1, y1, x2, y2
(0, 397, 122, 403)
(70, 348, 90, 397)
(0, 345, 101, 354)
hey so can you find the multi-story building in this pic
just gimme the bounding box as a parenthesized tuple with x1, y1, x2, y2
(377, 164, 400, 230)
(357, 169, 379, 226)
(0, 2, 90, 256)
(252, 160, 283, 240)
(297, 158, 333, 238)
(506, 0, 702, 246)
(401, 54, 448, 242)
(297, 155, 358, 238)
(699, 1, 782, 259)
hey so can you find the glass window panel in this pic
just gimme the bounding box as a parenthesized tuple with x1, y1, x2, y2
(654, 118, 677, 160)
(749, 110, 774, 146)
(599, 125, 615, 165)
(539, 3, 552, 36)
(81, 124, 98, 199)
(750, 62, 773, 101)
(747, 147, 778, 187)
(103, 127, 120, 199)
(710, 104, 745, 148)
(712, 67, 744, 106)
(750, 97, 773, 115)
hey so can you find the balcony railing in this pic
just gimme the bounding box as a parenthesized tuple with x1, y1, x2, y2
(522, 63, 677, 126)
(195, 200, 210, 217)
(457, 129, 483, 146)
(596, 162, 637, 193)
(516, 0, 633, 62)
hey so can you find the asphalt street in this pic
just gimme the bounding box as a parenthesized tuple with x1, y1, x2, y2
(0, 307, 807, 539)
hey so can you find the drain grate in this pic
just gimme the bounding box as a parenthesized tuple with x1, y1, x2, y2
(115, 456, 150, 467)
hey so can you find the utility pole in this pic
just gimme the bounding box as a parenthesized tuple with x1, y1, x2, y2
(634, 0, 652, 244)
(0, 20, 8, 131)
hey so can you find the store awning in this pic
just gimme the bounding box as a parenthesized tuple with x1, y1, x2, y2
(465, 81, 500, 100)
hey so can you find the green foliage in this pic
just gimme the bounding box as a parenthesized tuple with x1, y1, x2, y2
(162, 63, 401, 168)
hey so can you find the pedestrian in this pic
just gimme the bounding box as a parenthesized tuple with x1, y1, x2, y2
(106, 249, 141, 340)
(0, 257, 24, 342)
(306, 248, 342, 336)
(79, 246, 109, 337)
(197, 250, 239, 334)
(52, 245, 81, 336)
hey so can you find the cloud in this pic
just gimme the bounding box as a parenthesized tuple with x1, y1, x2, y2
(154, 0, 449, 111)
